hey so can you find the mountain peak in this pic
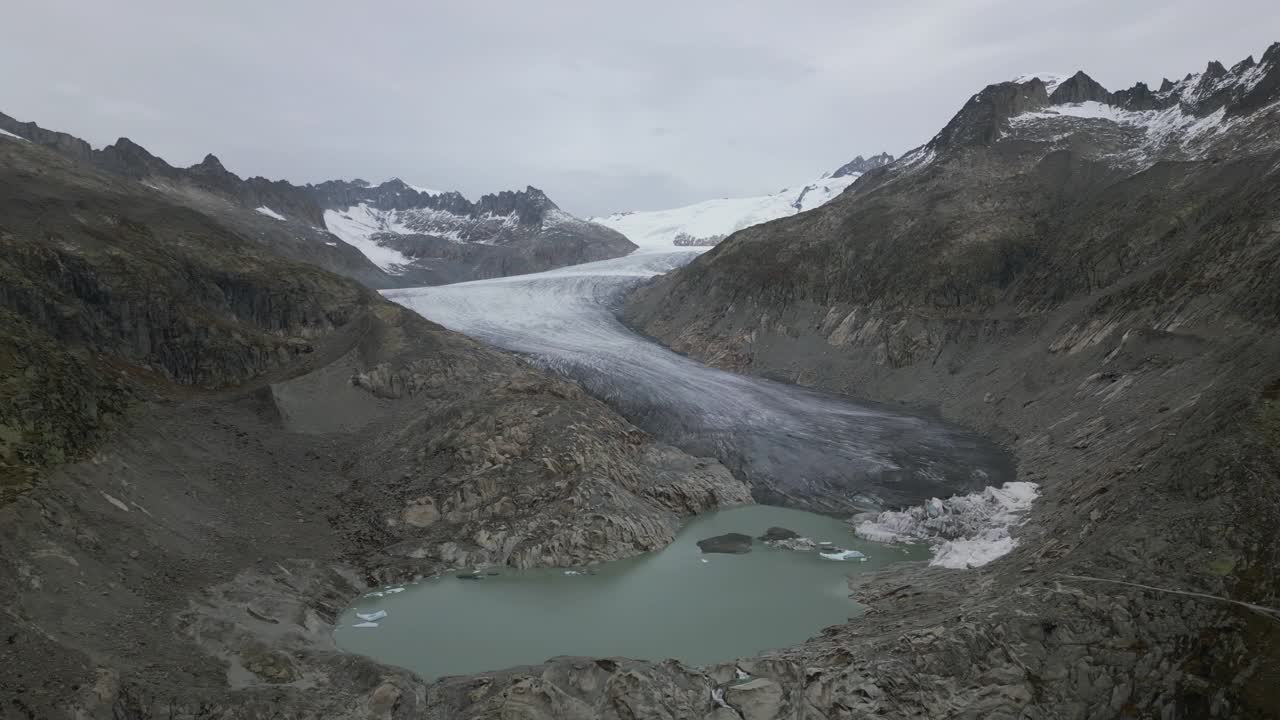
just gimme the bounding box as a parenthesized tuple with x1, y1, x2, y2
(1231, 55, 1257, 74)
(1048, 70, 1113, 105)
(831, 153, 894, 178)
(96, 137, 173, 179)
(193, 153, 226, 172)
(931, 79, 1050, 148)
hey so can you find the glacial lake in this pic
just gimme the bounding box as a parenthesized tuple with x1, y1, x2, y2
(335, 504, 929, 680)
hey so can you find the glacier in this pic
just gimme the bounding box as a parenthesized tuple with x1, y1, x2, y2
(385, 249, 1014, 515)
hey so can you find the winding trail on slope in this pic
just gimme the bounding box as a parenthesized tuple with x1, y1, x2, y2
(385, 250, 1013, 513)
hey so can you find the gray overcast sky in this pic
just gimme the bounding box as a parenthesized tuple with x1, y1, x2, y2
(1, 1, 1275, 215)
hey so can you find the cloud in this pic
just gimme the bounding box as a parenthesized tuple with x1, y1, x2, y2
(0, 0, 1273, 215)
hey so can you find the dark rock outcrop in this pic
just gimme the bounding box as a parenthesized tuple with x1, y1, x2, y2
(0, 111, 93, 161)
(931, 79, 1049, 148)
(697, 533, 753, 554)
(1048, 70, 1114, 105)
(1114, 81, 1160, 110)
(758, 526, 800, 542)
(831, 152, 894, 178)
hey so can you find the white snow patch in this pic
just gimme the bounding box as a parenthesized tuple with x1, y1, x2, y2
(407, 184, 443, 195)
(323, 204, 415, 273)
(101, 492, 131, 512)
(853, 482, 1039, 569)
(255, 206, 287, 221)
(593, 171, 858, 250)
(0, 128, 28, 142)
(1010, 100, 1236, 161)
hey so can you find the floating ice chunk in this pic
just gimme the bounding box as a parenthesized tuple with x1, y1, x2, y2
(563, 570, 582, 576)
(384, 587, 405, 594)
(356, 610, 387, 622)
(353, 622, 379, 628)
(818, 549, 866, 561)
(700, 558, 709, 564)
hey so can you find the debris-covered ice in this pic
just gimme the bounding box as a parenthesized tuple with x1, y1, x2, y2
(853, 482, 1039, 569)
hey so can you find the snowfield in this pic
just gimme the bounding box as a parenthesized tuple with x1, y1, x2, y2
(593, 171, 860, 249)
(322, 204, 415, 273)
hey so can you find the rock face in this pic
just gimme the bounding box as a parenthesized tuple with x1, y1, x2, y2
(724, 678, 784, 720)
(0, 136, 748, 718)
(615, 43, 1280, 719)
(1048, 70, 1114, 105)
(696, 533, 754, 554)
(0, 114, 637, 289)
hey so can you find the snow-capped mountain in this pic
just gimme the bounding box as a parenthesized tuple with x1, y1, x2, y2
(316, 179, 634, 283)
(0, 110, 637, 287)
(592, 154, 892, 249)
(890, 47, 1280, 174)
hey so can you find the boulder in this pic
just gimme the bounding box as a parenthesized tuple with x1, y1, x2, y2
(696, 533, 753, 554)
(758, 526, 800, 542)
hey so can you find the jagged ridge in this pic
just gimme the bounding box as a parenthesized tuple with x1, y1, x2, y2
(0, 112, 636, 285)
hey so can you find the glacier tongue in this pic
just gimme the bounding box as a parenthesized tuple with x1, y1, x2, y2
(853, 482, 1040, 569)
(383, 250, 1013, 515)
